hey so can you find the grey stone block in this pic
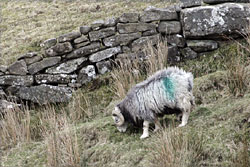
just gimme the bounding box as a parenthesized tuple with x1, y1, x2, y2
(89, 46, 121, 63)
(28, 57, 61, 75)
(158, 21, 181, 34)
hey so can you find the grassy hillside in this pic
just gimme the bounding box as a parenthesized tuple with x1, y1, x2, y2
(1, 40, 250, 166)
(0, 0, 250, 167)
(0, 0, 172, 65)
(1, 66, 250, 167)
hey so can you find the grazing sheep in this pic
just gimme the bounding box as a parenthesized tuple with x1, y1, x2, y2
(112, 66, 195, 139)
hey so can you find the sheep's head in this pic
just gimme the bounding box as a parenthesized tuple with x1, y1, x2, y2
(112, 106, 128, 132)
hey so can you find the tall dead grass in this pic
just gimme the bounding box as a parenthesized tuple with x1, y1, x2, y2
(0, 107, 31, 149)
(0, 102, 86, 166)
(111, 41, 168, 98)
(67, 90, 92, 121)
(226, 29, 250, 97)
(231, 124, 250, 167)
(150, 127, 205, 167)
(41, 106, 80, 167)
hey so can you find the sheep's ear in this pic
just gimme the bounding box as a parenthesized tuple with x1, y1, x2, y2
(112, 107, 124, 126)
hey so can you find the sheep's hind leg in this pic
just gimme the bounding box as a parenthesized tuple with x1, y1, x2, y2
(140, 120, 150, 139)
(178, 110, 190, 127)
(154, 118, 161, 133)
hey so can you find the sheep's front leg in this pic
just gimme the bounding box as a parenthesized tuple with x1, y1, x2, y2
(140, 120, 150, 139)
(178, 110, 190, 127)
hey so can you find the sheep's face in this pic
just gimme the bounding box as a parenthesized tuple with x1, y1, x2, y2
(112, 107, 128, 132)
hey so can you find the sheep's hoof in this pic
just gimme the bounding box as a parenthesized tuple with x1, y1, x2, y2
(140, 134, 149, 139)
(153, 127, 160, 133)
(178, 124, 186, 127)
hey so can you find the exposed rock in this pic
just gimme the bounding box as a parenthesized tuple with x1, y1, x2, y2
(89, 46, 121, 62)
(203, 0, 249, 4)
(131, 34, 161, 52)
(45, 42, 73, 57)
(8, 60, 28, 75)
(119, 13, 139, 23)
(46, 57, 87, 74)
(89, 27, 116, 41)
(187, 40, 218, 52)
(180, 47, 198, 59)
(104, 17, 118, 27)
(17, 85, 73, 104)
(17, 52, 43, 65)
(58, 31, 81, 43)
(0, 100, 20, 111)
(91, 20, 105, 30)
(166, 34, 186, 47)
(18, 52, 38, 59)
(35, 74, 77, 84)
(122, 46, 131, 53)
(74, 35, 89, 44)
(117, 23, 156, 34)
(77, 65, 96, 85)
(74, 41, 91, 49)
(80, 26, 91, 34)
(140, 6, 178, 22)
(168, 45, 181, 63)
(181, 3, 250, 38)
(0, 65, 7, 73)
(5, 86, 21, 96)
(116, 52, 146, 61)
(0, 88, 6, 99)
(103, 32, 141, 47)
(0, 72, 4, 76)
(142, 29, 158, 36)
(0, 75, 34, 86)
(68, 83, 82, 88)
(65, 42, 101, 59)
(180, 0, 202, 8)
(158, 21, 181, 34)
(96, 61, 112, 74)
(24, 55, 43, 65)
(28, 57, 61, 75)
(40, 38, 57, 49)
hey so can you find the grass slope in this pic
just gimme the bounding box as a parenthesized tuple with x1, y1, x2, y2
(0, 0, 249, 166)
(1, 68, 250, 167)
(0, 0, 172, 65)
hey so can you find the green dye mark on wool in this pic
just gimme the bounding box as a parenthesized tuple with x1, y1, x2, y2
(163, 77, 175, 100)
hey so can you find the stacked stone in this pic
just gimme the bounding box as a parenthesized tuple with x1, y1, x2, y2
(0, 1, 249, 105)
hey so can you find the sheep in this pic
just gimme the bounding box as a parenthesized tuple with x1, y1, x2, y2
(112, 66, 195, 139)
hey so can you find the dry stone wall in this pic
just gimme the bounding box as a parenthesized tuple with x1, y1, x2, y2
(0, 0, 249, 106)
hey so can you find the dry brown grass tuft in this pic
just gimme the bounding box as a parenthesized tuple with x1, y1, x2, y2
(0, 106, 31, 149)
(232, 124, 250, 167)
(42, 107, 80, 167)
(68, 90, 93, 121)
(150, 127, 205, 167)
(226, 29, 250, 97)
(111, 41, 168, 98)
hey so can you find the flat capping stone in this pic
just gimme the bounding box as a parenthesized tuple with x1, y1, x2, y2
(17, 52, 38, 60)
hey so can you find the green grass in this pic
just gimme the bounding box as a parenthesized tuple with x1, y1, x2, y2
(1, 0, 250, 166)
(1, 67, 250, 166)
(0, 0, 173, 65)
